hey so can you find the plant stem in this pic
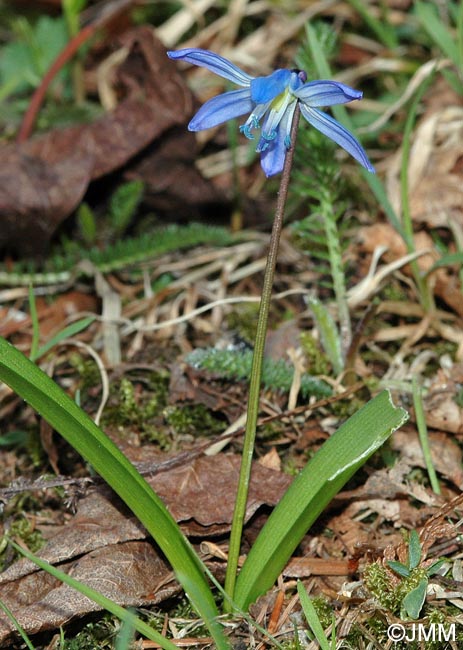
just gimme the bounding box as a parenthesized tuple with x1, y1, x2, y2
(412, 376, 440, 495)
(400, 73, 436, 312)
(224, 105, 301, 609)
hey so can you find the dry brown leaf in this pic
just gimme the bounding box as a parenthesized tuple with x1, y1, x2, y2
(0, 454, 291, 584)
(0, 27, 199, 255)
(386, 105, 463, 229)
(358, 222, 463, 318)
(421, 367, 463, 435)
(391, 427, 463, 488)
(0, 541, 178, 644)
(283, 557, 353, 577)
(0, 453, 291, 643)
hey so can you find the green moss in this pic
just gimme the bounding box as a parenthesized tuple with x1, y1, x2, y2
(226, 305, 260, 343)
(363, 562, 401, 611)
(164, 404, 224, 437)
(0, 512, 45, 570)
(310, 597, 334, 629)
(69, 352, 102, 396)
(299, 332, 330, 376)
(380, 281, 408, 302)
(103, 372, 171, 448)
(117, 377, 162, 424)
(61, 615, 118, 649)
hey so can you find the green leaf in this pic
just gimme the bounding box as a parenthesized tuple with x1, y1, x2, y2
(31, 316, 96, 362)
(387, 560, 411, 578)
(109, 180, 144, 235)
(344, 0, 397, 49)
(0, 16, 69, 96)
(427, 559, 446, 576)
(415, 1, 460, 66)
(77, 202, 97, 246)
(234, 391, 408, 609)
(0, 598, 35, 650)
(408, 530, 422, 570)
(308, 297, 343, 374)
(426, 251, 463, 274)
(297, 582, 333, 650)
(401, 577, 428, 620)
(305, 24, 404, 239)
(0, 337, 228, 649)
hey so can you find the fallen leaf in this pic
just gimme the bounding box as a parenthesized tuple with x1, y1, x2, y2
(358, 222, 463, 318)
(386, 105, 463, 229)
(0, 27, 196, 255)
(0, 453, 291, 643)
(391, 427, 463, 488)
(0, 541, 179, 644)
(421, 367, 463, 436)
(0, 454, 291, 583)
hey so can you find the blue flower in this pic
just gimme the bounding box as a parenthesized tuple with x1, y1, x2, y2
(167, 48, 375, 177)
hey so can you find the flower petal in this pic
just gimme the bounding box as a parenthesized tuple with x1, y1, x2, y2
(260, 91, 294, 138)
(167, 48, 252, 86)
(259, 102, 296, 177)
(295, 80, 363, 107)
(300, 105, 375, 172)
(250, 69, 292, 103)
(188, 89, 253, 130)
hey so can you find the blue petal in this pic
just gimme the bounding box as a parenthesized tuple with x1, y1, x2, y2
(300, 105, 375, 172)
(259, 103, 296, 177)
(251, 69, 292, 103)
(167, 49, 252, 87)
(295, 80, 362, 107)
(188, 88, 253, 130)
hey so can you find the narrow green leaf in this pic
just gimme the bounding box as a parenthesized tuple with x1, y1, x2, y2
(387, 560, 411, 578)
(416, 1, 460, 66)
(31, 316, 95, 362)
(28, 284, 39, 361)
(0, 337, 227, 649)
(8, 539, 179, 650)
(412, 376, 440, 494)
(308, 297, 343, 374)
(408, 530, 422, 570)
(234, 391, 408, 609)
(297, 582, 332, 650)
(426, 251, 463, 274)
(401, 577, 428, 620)
(344, 0, 397, 49)
(0, 598, 35, 650)
(305, 24, 404, 238)
(427, 559, 446, 576)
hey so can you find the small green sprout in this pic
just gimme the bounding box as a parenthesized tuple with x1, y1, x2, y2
(387, 530, 446, 620)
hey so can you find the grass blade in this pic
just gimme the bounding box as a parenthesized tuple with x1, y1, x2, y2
(31, 316, 96, 361)
(234, 391, 408, 609)
(305, 24, 404, 239)
(297, 582, 333, 650)
(308, 297, 343, 374)
(344, 0, 397, 49)
(412, 376, 440, 494)
(0, 337, 228, 649)
(415, 1, 460, 66)
(0, 598, 35, 650)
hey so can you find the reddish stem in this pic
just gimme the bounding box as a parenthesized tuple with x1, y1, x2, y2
(17, 23, 95, 143)
(17, 0, 135, 143)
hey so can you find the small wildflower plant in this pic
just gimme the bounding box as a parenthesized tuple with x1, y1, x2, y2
(0, 45, 407, 650)
(167, 48, 375, 177)
(167, 47, 403, 615)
